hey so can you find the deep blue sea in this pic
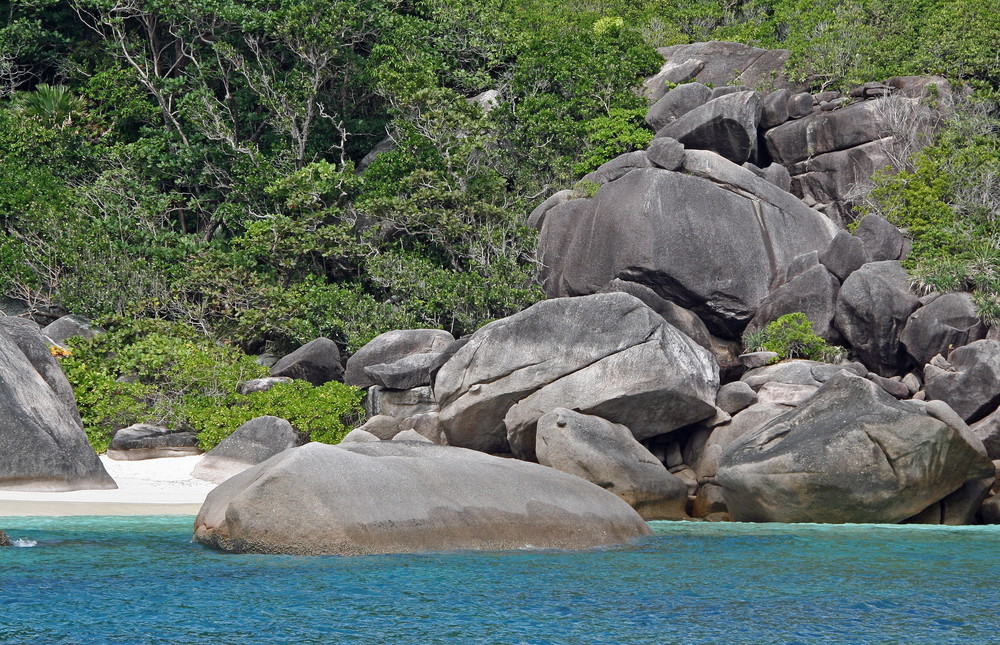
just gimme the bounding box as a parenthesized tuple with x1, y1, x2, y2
(1, 516, 998, 644)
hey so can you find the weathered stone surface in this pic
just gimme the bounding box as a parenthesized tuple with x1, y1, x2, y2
(366, 386, 437, 420)
(340, 429, 380, 443)
(900, 293, 987, 366)
(540, 166, 836, 337)
(42, 314, 103, 344)
(756, 382, 818, 407)
(365, 352, 451, 390)
(270, 337, 343, 386)
(535, 409, 688, 520)
(854, 214, 905, 262)
(435, 293, 718, 455)
(787, 92, 813, 118)
(345, 329, 454, 389)
(924, 340, 1000, 423)
(742, 360, 864, 391)
(717, 372, 995, 523)
(651, 42, 799, 92)
(739, 352, 779, 369)
(972, 408, 1000, 459)
(835, 261, 919, 376)
(0, 530, 10, 547)
(657, 91, 762, 164)
(645, 136, 686, 170)
(527, 190, 575, 231)
(600, 279, 713, 352)
(645, 83, 712, 131)
(0, 317, 81, 422)
(762, 163, 791, 192)
(746, 264, 841, 342)
(108, 424, 200, 461)
(716, 381, 758, 415)
(693, 484, 729, 518)
(761, 89, 791, 129)
(192, 416, 304, 484)
(237, 377, 292, 396)
(354, 415, 403, 441)
(193, 441, 651, 555)
(692, 402, 793, 480)
(400, 412, 448, 445)
(580, 151, 653, 186)
(392, 429, 433, 443)
(0, 324, 115, 491)
(642, 60, 705, 101)
(820, 231, 871, 282)
(867, 373, 910, 399)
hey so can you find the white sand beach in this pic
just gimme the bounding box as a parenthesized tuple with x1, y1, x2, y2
(0, 455, 217, 516)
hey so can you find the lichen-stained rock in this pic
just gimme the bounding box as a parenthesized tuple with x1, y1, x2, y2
(644, 42, 801, 99)
(434, 293, 718, 455)
(344, 329, 454, 389)
(717, 372, 995, 523)
(0, 323, 116, 491)
(924, 340, 1000, 423)
(656, 91, 762, 164)
(193, 441, 651, 556)
(539, 165, 836, 337)
(900, 292, 987, 366)
(535, 409, 689, 520)
(834, 261, 919, 376)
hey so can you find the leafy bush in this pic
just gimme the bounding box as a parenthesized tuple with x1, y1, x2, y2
(744, 313, 844, 362)
(58, 318, 364, 452)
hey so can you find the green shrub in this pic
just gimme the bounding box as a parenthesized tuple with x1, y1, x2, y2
(58, 318, 364, 452)
(744, 313, 844, 362)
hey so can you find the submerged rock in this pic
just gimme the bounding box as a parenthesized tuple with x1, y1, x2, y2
(0, 530, 10, 547)
(193, 442, 651, 556)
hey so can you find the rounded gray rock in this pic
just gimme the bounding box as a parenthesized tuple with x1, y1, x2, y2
(271, 337, 344, 386)
(192, 416, 304, 483)
(193, 441, 651, 555)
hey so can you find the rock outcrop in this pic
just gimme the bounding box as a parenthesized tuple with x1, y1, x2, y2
(0, 320, 115, 491)
(193, 441, 651, 555)
(924, 340, 1000, 423)
(717, 372, 994, 523)
(344, 329, 455, 389)
(434, 293, 718, 458)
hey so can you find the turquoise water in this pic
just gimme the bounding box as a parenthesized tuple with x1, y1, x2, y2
(1, 517, 998, 644)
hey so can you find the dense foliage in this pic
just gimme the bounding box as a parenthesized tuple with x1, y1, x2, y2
(0, 0, 995, 449)
(743, 313, 844, 362)
(59, 319, 364, 451)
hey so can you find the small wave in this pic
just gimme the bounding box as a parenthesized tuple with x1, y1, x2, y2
(12, 539, 37, 547)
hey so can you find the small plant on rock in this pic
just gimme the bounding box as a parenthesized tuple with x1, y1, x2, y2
(748, 313, 844, 362)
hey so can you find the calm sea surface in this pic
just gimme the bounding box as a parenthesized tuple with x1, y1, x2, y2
(0, 516, 998, 644)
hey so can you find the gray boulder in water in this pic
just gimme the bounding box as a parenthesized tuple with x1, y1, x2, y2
(0, 530, 10, 547)
(535, 408, 689, 520)
(193, 441, 651, 555)
(717, 372, 994, 523)
(0, 321, 115, 491)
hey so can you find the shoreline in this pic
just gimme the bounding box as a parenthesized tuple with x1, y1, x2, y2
(0, 455, 216, 517)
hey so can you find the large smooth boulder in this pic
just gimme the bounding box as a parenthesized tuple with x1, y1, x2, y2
(193, 441, 651, 555)
(270, 337, 343, 385)
(692, 401, 793, 480)
(600, 279, 713, 352)
(539, 165, 837, 336)
(924, 340, 1000, 423)
(657, 91, 762, 164)
(854, 214, 905, 262)
(819, 231, 871, 282)
(435, 293, 718, 456)
(972, 408, 1000, 460)
(107, 424, 200, 461)
(834, 261, 919, 376)
(0, 323, 115, 491)
(900, 293, 986, 366)
(192, 416, 304, 484)
(717, 372, 995, 523)
(579, 150, 653, 187)
(535, 409, 688, 520)
(344, 329, 454, 389)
